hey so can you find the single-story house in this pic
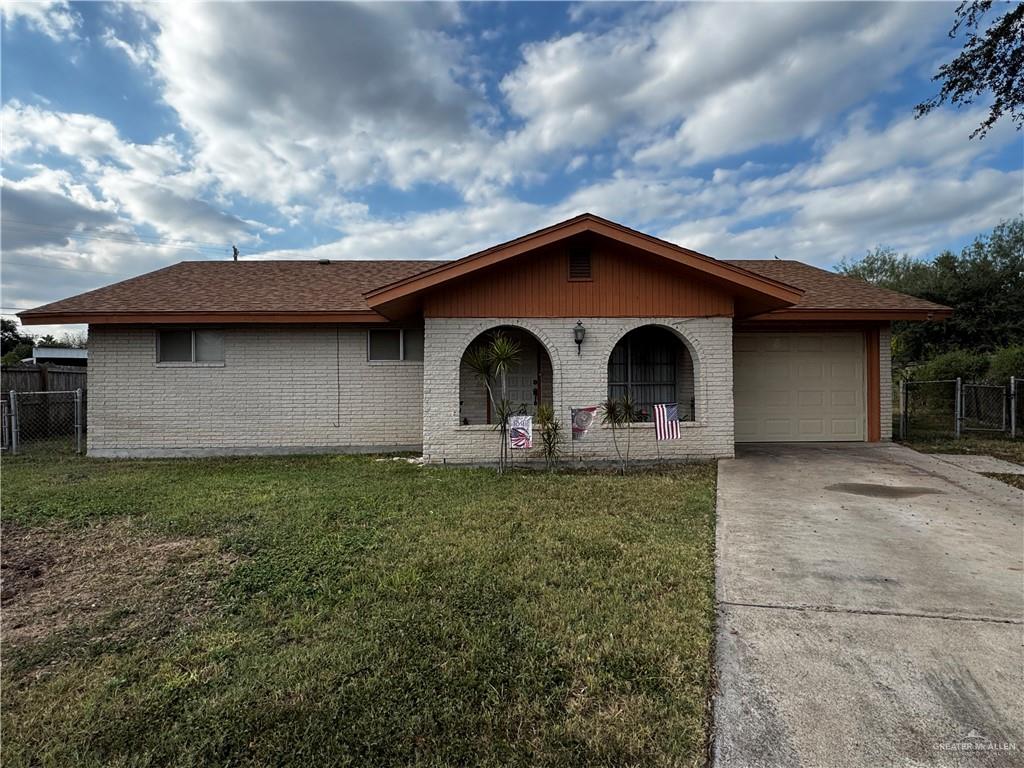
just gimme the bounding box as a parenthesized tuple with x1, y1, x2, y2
(19, 214, 951, 461)
(23, 347, 88, 367)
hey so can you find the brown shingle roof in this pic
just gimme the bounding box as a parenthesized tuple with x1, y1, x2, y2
(20, 252, 950, 325)
(725, 260, 951, 315)
(20, 260, 441, 322)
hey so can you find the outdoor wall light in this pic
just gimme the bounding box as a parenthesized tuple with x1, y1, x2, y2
(573, 320, 586, 355)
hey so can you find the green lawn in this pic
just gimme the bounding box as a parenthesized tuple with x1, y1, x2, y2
(898, 434, 1024, 465)
(897, 435, 1024, 490)
(1, 451, 717, 768)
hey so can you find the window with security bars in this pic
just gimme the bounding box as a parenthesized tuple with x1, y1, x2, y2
(608, 327, 686, 422)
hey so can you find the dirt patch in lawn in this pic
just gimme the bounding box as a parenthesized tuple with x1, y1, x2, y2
(1, 519, 237, 655)
(984, 473, 1024, 491)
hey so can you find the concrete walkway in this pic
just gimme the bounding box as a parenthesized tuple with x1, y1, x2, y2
(713, 443, 1023, 768)
(927, 453, 1024, 476)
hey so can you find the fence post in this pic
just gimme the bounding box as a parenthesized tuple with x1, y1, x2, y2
(1012, 377, 1018, 440)
(899, 379, 907, 440)
(75, 388, 83, 455)
(9, 391, 19, 455)
(954, 377, 962, 439)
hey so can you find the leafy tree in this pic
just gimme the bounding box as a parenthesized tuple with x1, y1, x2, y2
(839, 218, 1024, 367)
(909, 349, 991, 382)
(987, 345, 1024, 381)
(916, 0, 1024, 138)
(1, 318, 35, 357)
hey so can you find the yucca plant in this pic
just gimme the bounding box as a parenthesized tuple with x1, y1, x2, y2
(463, 331, 521, 472)
(535, 404, 563, 471)
(600, 393, 638, 473)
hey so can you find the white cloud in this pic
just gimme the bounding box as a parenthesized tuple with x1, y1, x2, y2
(1, 0, 80, 40)
(502, 3, 948, 167)
(140, 2, 486, 204)
(101, 27, 153, 67)
(3, 102, 255, 242)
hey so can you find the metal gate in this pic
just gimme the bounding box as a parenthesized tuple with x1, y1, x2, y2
(899, 377, 1021, 440)
(6, 389, 85, 454)
(960, 382, 1007, 433)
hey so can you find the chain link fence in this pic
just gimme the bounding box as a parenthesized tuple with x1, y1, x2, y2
(1012, 377, 1022, 439)
(899, 377, 1022, 441)
(4, 389, 85, 455)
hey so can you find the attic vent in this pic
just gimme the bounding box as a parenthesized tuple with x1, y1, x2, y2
(568, 247, 592, 281)
(318, 259, 331, 265)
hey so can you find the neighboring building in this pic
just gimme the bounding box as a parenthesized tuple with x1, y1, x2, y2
(23, 347, 88, 366)
(18, 214, 951, 460)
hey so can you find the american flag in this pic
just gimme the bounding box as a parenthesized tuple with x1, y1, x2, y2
(654, 403, 680, 441)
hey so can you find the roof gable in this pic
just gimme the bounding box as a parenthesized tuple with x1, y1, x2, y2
(365, 213, 804, 318)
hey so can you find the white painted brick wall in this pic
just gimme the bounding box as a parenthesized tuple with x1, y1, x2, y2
(422, 317, 735, 463)
(88, 319, 881, 458)
(87, 326, 423, 457)
(880, 324, 893, 441)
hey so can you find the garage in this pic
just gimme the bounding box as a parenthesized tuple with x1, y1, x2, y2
(733, 332, 866, 442)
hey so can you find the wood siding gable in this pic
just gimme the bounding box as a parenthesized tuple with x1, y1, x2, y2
(423, 241, 735, 318)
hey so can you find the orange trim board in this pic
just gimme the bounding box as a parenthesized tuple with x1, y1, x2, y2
(866, 327, 881, 442)
(749, 308, 953, 321)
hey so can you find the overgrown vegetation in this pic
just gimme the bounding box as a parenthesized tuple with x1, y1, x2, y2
(839, 217, 1024, 372)
(1, 450, 717, 768)
(906, 345, 1024, 383)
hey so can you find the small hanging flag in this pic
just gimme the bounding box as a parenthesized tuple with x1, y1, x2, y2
(508, 415, 533, 449)
(654, 403, 680, 441)
(571, 406, 598, 441)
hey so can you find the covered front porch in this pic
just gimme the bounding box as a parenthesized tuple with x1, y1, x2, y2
(421, 316, 735, 464)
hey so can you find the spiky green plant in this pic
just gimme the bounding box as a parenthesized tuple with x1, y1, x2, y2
(535, 404, 563, 471)
(463, 331, 521, 472)
(600, 394, 639, 473)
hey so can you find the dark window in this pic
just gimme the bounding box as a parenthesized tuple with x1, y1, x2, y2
(368, 329, 423, 361)
(568, 247, 592, 281)
(403, 329, 424, 361)
(158, 330, 193, 362)
(607, 327, 687, 421)
(158, 330, 223, 363)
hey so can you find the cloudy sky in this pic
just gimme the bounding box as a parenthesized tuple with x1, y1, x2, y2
(2, 1, 1022, 335)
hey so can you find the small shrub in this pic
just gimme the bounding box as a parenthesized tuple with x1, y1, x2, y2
(987, 345, 1024, 382)
(911, 349, 990, 383)
(535, 405, 562, 471)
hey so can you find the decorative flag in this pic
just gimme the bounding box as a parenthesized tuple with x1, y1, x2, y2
(571, 406, 597, 441)
(654, 403, 680, 441)
(508, 415, 533, 449)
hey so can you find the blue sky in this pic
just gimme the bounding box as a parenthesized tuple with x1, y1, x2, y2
(2, 1, 1022, 334)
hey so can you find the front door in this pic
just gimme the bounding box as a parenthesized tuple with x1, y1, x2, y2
(504, 353, 539, 416)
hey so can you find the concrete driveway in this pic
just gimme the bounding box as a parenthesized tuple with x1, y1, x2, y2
(713, 443, 1023, 768)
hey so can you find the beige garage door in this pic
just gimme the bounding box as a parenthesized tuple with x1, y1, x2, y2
(734, 332, 865, 442)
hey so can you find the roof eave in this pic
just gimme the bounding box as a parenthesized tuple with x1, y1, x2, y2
(17, 310, 392, 326)
(745, 307, 954, 322)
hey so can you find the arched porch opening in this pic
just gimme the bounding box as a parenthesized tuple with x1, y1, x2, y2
(607, 325, 696, 421)
(458, 326, 554, 425)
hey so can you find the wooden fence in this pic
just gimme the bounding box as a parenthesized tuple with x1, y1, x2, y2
(2, 365, 88, 452)
(2, 364, 87, 394)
